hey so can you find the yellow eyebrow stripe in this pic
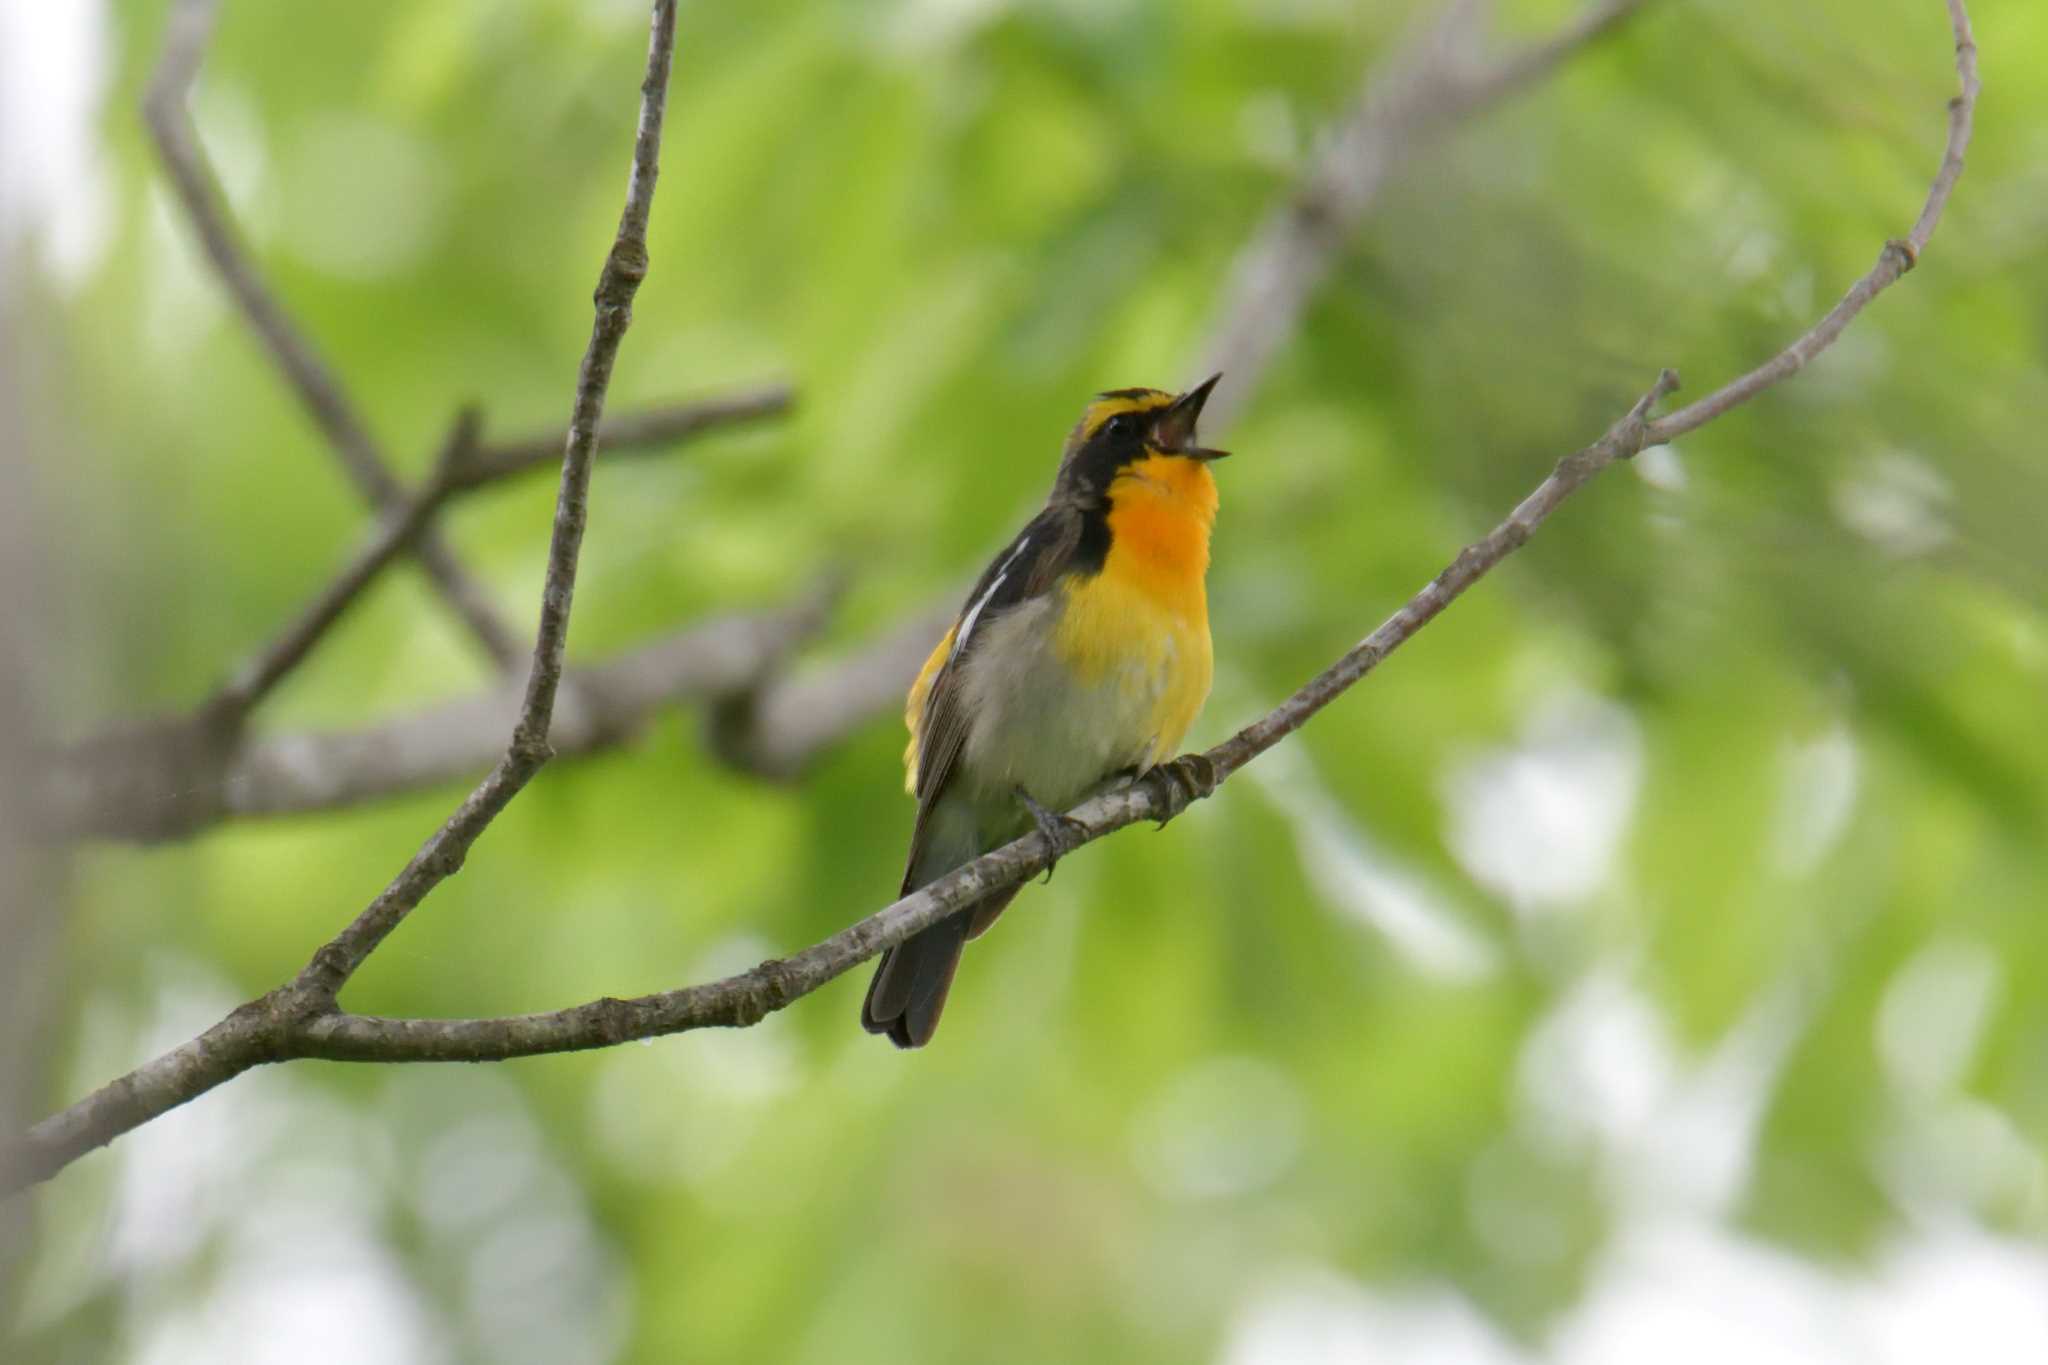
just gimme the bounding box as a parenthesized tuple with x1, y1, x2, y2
(1078, 391, 1173, 439)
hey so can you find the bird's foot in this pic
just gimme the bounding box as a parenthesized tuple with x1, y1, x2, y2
(1139, 753, 1218, 829)
(1016, 787, 1088, 882)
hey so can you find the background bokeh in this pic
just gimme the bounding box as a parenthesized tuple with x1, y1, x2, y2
(5, 1, 2046, 1361)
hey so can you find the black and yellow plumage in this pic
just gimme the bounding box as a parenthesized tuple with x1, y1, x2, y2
(862, 376, 1227, 1047)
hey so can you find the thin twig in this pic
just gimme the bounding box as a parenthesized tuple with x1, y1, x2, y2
(704, 600, 955, 780)
(1456, 0, 1652, 108)
(290, 0, 682, 1002)
(208, 411, 482, 721)
(210, 385, 794, 718)
(36, 583, 836, 840)
(2, 0, 1977, 1197)
(453, 384, 792, 491)
(144, 0, 524, 670)
(224, 584, 839, 819)
(1644, 0, 1977, 441)
(1194, 0, 1651, 430)
(36, 384, 795, 840)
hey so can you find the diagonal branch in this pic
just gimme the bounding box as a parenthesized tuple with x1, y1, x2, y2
(288, 0, 683, 1002)
(220, 583, 841, 819)
(703, 600, 955, 780)
(145, 0, 523, 670)
(451, 384, 791, 491)
(4, 0, 683, 1191)
(225, 383, 795, 723)
(1194, 0, 1653, 430)
(208, 410, 484, 721)
(2, 0, 1977, 1197)
(34, 594, 832, 839)
(34, 384, 796, 842)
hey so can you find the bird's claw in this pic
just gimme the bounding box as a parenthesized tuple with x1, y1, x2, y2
(1016, 788, 1088, 882)
(1140, 753, 1218, 829)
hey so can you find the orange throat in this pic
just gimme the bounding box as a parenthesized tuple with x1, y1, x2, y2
(1101, 454, 1217, 616)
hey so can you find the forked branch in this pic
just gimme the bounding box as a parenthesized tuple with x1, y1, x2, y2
(36, 384, 794, 841)
(145, 0, 523, 669)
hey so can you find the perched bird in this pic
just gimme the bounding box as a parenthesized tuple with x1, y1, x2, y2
(862, 376, 1228, 1048)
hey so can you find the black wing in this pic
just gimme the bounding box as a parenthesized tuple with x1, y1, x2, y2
(903, 502, 1082, 882)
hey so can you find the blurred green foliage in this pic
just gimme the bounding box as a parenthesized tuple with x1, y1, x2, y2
(10, 0, 2047, 1362)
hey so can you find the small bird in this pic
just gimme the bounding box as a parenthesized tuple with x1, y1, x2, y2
(861, 376, 1228, 1047)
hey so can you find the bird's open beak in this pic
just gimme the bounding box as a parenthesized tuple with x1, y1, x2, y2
(1154, 373, 1228, 460)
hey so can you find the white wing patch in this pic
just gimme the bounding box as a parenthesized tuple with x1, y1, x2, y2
(951, 535, 1031, 663)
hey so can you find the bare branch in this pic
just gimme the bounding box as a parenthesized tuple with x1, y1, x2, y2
(34, 385, 796, 841)
(291, 0, 683, 1002)
(1455, 0, 1652, 109)
(1194, 0, 1651, 430)
(704, 600, 953, 780)
(144, 0, 523, 670)
(221, 584, 838, 820)
(248, 366, 1681, 1068)
(452, 384, 792, 492)
(1644, 0, 1978, 442)
(3, 0, 1977, 1197)
(34, 596, 830, 839)
(206, 383, 793, 722)
(208, 411, 482, 721)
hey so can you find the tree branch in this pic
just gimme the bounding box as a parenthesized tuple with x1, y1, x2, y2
(225, 391, 796, 719)
(290, 0, 683, 1002)
(33, 385, 796, 841)
(208, 410, 484, 721)
(236, 384, 792, 722)
(3, 0, 1976, 1197)
(1, 0, 683, 1189)
(1194, 0, 1652, 431)
(703, 600, 954, 780)
(450, 384, 791, 492)
(263, 367, 1678, 1067)
(145, 0, 524, 670)
(219, 583, 838, 820)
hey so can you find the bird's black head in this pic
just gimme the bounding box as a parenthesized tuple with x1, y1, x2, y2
(1054, 374, 1226, 498)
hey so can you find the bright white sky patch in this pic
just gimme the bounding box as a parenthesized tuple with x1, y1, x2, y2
(1631, 443, 1688, 494)
(1247, 741, 1498, 981)
(1771, 723, 1861, 875)
(1832, 450, 1953, 557)
(1876, 937, 2000, 1099)
(1222, 1268, 1533, 1365)
(0, 0, 113, 286)
(1442, 692, 1643, 917)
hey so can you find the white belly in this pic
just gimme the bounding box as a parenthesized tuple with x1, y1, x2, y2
(951, 596, 1168, 811)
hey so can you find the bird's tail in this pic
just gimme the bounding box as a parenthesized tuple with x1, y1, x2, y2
(861, 881, 1020, 1049)
(861, 911, 967, 1049)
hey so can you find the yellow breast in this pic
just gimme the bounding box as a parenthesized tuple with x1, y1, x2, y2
(903, 454, 1218, 794)
(1051, 454, 1215, 766)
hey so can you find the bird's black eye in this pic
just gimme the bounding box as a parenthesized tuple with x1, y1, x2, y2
(1103, 412, 1141, 442)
